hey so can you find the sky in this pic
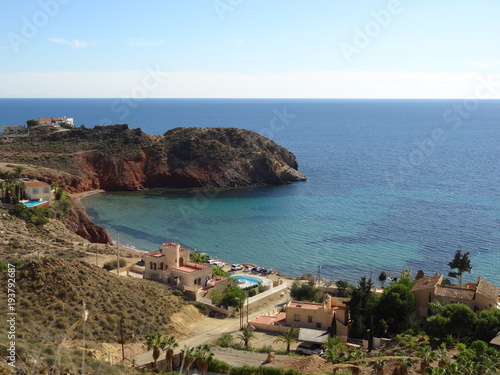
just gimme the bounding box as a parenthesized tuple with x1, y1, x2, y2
(1, 0, 499, 98)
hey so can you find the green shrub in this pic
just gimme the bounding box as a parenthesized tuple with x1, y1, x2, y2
(103, 259, 127, 271)
(215, 333, 233, 347)
(208, 358, 231, 374)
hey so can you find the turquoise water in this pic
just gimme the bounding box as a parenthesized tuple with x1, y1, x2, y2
(2, 99, 498, 285)
(231, 276, 262, 285)
(22, 201, 47, 207)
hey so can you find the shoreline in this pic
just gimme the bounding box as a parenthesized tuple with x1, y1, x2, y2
(70, 189, 106, 199)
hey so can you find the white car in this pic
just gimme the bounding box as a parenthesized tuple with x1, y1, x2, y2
(213, 261, 225, 268)
(231, 264, 243, 271)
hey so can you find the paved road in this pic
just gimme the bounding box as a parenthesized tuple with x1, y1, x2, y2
(134, 293, 291, 367)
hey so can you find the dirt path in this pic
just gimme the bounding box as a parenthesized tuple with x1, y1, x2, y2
(134, 292, 292, 366)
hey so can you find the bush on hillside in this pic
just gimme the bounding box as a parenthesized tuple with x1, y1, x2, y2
(103, 259, 127, 271)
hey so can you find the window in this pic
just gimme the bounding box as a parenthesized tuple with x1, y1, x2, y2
(150, 262, 153, 270)
(308, 316, 313, 323)
(43, 187, 49, 193)
(32, 188, 39, 194)
(316, 322, 322, 328)
(294, 314, 300, 322)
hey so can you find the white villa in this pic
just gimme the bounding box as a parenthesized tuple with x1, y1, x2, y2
(23, 180, 53, 203)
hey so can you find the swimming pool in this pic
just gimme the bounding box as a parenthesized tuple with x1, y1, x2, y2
(22, 200, 47, 208)
(231, 275, 262, 285)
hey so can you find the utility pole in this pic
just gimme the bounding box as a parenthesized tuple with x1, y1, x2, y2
(116, 233, 120, 276)
(120, 318, 125, 362)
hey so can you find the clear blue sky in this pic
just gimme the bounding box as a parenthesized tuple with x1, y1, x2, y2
(1, 0, 499, 98)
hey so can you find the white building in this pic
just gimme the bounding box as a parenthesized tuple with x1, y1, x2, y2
(2, 125, 26, 134)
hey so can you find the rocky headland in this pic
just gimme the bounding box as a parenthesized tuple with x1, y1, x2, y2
(0, 125, 306, 243)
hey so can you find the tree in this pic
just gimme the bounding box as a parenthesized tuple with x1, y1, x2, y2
(427, 304, 477, 341)
(335, 280, 349, 297)
(193, 344, 213, 375)
(375, 282, 415, 334)
(238, 327, 254, 349)
(160, 336, 179, 372)
(442, 303, 476, 340)
(145, 332, 163, 369)
(291, 277, 322, 301)
(346, 277, 379, 338)
(417, 346, 437, 375)
(220, 285, 246, 328)
(26, 119, 39, 128)
(273, 327, 299, 353)
(448, 250, 472, 285)
(180, 345, 194, 375)
(13, 165, 24, 178)
(474, 308, 500, 342)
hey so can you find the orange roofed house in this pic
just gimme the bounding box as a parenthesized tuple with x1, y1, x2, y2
(412, 274, 500, 318)
(285, 296, 349, 337)
(143, 242, 226, 293)
(24, 180, 53, 203)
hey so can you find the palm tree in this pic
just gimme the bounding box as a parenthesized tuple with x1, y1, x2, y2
(436, 347, 450, 368)
(13, 165, 24, 179)
(145, 332, 163, 369)
(395, 351, 414, 375)
(180, 345, 194, 375)
(16, 180, 25, 203)
(160, 336, 179, 372)
(372, 353, 387, 375)
(193, 344, 214, 375)
(273, 327, 299, 353)
(417, 345, 437, 374)
(238, 327, 254, 349)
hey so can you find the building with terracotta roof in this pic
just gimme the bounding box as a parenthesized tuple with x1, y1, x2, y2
(412, 274, 499, 318)
(38, 117, 74, 127)
(24, 180, 53, 203)
(143, 242, 227, 293)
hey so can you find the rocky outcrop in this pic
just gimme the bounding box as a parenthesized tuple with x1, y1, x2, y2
(1, 125, 306, 243)
(1, 125, 306, 192)
(64, 197, 113, 244)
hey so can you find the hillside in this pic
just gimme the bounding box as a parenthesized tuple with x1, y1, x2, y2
(0, 255, 203, 374)
(0, 125, 306, 193)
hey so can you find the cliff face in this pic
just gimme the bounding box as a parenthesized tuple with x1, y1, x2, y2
(2, 125, 306, 192)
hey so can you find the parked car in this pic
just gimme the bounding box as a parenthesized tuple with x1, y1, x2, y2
(251, 266, 263, 273)
(213, 261, 225, 268)
(206, 259, 216, 265)
(231, 264, 243, 271)
(258, 268, 272, 275)
(296, 343, 324, 356)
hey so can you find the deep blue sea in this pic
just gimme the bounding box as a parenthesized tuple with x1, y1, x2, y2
(1, 99, 499, 285)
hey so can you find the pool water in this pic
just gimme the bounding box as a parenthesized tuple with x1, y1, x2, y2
(231, 276, 262, 285)
(22, 201, 47, 207)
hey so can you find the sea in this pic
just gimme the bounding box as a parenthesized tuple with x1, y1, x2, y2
(1, 98, 499, 285)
